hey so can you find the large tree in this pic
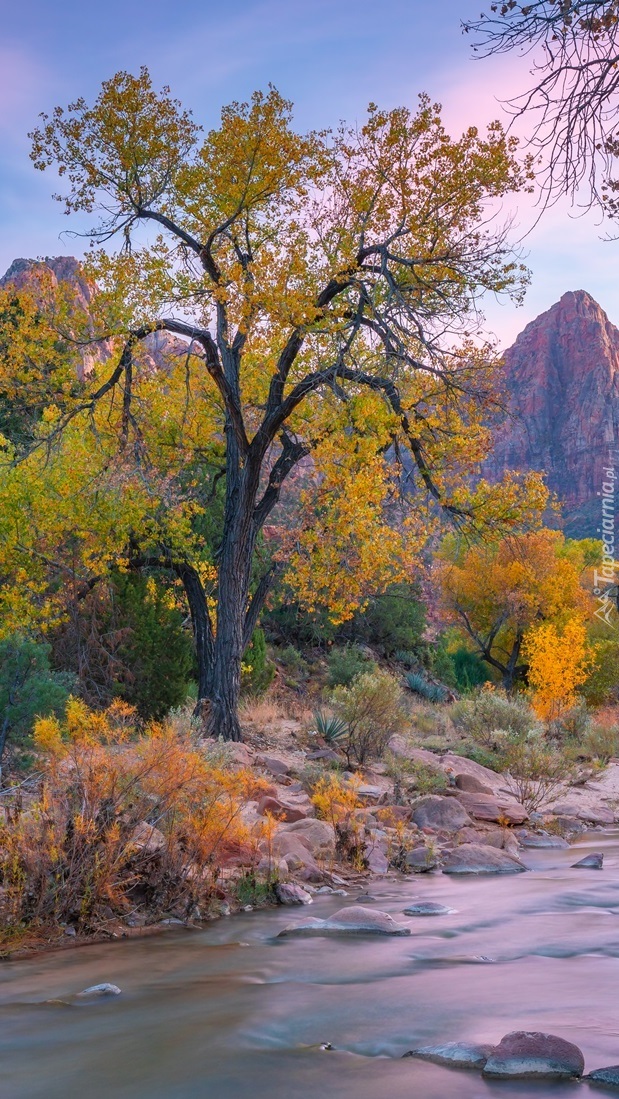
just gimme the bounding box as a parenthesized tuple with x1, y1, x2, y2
(16, 71, 540, 739)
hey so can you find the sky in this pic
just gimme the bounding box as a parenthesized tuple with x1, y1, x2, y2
(1, 0, 617, 347)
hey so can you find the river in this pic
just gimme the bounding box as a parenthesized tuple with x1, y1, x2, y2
(1, 830, 618, 1098)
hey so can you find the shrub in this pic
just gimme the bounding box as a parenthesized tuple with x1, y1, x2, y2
(242, 628, 275, 695)
(582, 723, 619, 764)
(383, 751, 448, 799)
(0, 700, 269, 935)
(582, 639, 619, 707)
(327, 644, 375, 688)
(503, 735, 571, 813)
(51, 572, 194, 719)
(353, 582, 426, 656)
(450, 646, 491, 691)
(331, 669, 406, 764)
(451, 687, 540, 744)
(0, 634, 75, 768)
(276, 645, 310, 680)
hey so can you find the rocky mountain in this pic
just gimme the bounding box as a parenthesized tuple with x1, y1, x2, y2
(0, 256, 189, 378)
(487, 290, 619, 537)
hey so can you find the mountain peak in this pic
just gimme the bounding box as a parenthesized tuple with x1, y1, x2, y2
(489, 291, 619, 536)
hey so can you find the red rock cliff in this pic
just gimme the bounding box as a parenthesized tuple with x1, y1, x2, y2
(487, 290, 619, 536)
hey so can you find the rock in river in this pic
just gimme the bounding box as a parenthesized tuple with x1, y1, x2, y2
(572, 852, 604, 869)
(404, 1041, 495, 1069)
(586, 1065, 619, 1089)
(278, 905, 411, 937)
(75, 984, 122, 999)
(403, 902, 455, 916)
(482, 1031, 585, 1080)
(275, 883, 313, 906)
(442, 843, 527, 875)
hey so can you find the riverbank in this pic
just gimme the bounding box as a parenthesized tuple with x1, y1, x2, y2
(3, 705, 617, 960)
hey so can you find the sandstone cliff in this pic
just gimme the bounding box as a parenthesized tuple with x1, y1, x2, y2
(487, 290, 619, 536)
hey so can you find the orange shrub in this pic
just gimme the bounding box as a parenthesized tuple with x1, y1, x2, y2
(0, 701, 268, 936)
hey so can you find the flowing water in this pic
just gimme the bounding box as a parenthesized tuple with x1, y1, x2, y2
(1, 831, 619, 1098)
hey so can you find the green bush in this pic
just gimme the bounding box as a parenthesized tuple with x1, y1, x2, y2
(331, 669, 406, 764)
(276, 644, 310, 679)
(353, 583, 426, 656)
(242, 628, 275, 695)
(503, 735, 571, 813)
(327, 644, 375, 688)
(582, 723, 619, 764)
(582, 639, 619, 707)
(111, 573, 195, 719)
(0, 634, 75, 766)
(450, 646, 492, 691)
(450, 688, 539, 743)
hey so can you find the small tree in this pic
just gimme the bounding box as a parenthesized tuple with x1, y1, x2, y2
(522, 616, 594, 721)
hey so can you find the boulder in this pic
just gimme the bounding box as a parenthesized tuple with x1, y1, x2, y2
(586, 1066, 619, 1088)
(412, 796, 472, 832)
(375, 805, 412, 825)
(455, 773, 493, 795)
(279, 818, 336, 858)
(442, 753, 502, 792)
(404, 1042, 494, 1069)
(365, 843, 390, 874)
(403, 845, 438, 873)
(306, 749, 341, 762)
(356, 784, 383, 803)
(387, 737, 441, 766)
(403, 902, 455, 916)
(552, 802, 615, 825)
(256, 754, 291, 777)
(127, 822, 166, 855)
(256, 856, 289, 876)
(275, 883, 313, 906)
(442, 843, 527, 875)
(278, 904, 411, 937)
(518, 831, 569, 849)
(572, 852, 604, 869)
(482, 1031, 585, 1080)
(257, 791, 314, 822)
(268, 834, 323, 880)
(453, 790, 528, 826)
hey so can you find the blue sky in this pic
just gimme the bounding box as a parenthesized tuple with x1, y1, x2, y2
(1, 0, 617, 345)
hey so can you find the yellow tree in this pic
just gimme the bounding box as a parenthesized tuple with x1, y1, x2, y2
(16, 70, 541, 739)
(523, 616, 594, 720)
(437, 529, 594, 689)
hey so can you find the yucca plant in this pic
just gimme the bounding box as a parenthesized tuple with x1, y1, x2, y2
(406, 672, 447, 704)
(314, 710, 349, 744)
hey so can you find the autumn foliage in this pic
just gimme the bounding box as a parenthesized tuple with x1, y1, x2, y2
(0, 700, 270, 939)
(523, 616, 594, 721)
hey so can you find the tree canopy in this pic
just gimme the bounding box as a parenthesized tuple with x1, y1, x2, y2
(0, 70, 545, 738)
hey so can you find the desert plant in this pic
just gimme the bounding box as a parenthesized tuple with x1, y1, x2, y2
(313, 710, 349, 745)
(582, 723, 619, 764)
(406, 672, 448, 704)
(451, 686, 540, 744)
(503, 735, 571, 813)
(331, 669, 406, 764)
(353, 582, 426, 656)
